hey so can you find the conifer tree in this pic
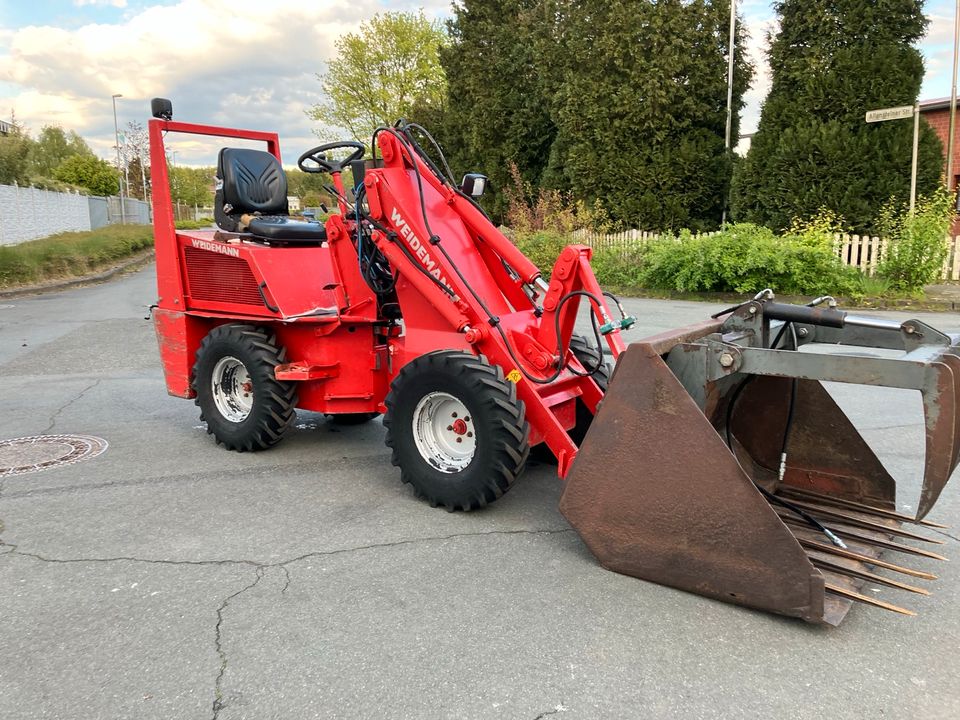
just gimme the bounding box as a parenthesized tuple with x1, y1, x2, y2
(731, 0, 942, 231)
(437, 0, 556, 218)
(544, 0, 750, 230)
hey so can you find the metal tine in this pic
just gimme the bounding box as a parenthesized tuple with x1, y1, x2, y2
(825, 583, 917, 617)
(808, 554, 931, 595)
(796, 536, 938, 580)
(779, 487, 949, 529)
(778, 498, 945, 544)
(776, 512, 949, 561)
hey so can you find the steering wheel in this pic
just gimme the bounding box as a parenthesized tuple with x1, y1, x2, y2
(298, 141, 365, 174)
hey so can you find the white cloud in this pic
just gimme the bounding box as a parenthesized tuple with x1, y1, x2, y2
(7, 1, 950, 165)
(739, 16, 777, 137)
(738, 10, 953, 138)
(921, 13, 956, 99)
(0, 0, 450, 164)
(924, 12, 954, 47)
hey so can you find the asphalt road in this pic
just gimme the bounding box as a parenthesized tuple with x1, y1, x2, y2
(1, 265, 958, 719)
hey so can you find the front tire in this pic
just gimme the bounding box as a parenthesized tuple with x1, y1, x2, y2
(192, 324, 297, 451)
(384, 351, 529, 511)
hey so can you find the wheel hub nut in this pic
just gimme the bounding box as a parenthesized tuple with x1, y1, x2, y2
(451, 419, 468, 435)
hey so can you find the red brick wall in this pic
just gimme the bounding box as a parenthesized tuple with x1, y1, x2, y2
(919, 108, 960, 235)
(922, 108, 960, 181)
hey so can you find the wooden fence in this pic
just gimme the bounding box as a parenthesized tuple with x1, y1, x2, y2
(572, 229, 960, 281)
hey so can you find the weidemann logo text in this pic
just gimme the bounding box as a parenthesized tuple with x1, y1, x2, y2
(192, 238, 240, 258)
(390, 208, 455, 295)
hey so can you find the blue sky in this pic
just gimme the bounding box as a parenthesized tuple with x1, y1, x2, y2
(0, 1, 955, 165)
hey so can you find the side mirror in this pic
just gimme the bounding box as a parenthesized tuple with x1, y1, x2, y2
(151, 98, 173, 120)
(460, 173, 487, 198)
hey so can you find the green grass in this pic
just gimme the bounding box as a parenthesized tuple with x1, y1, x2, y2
(0, 225, 154, 289)
(175, 218, 215, 230)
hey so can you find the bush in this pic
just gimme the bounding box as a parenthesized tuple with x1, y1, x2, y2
(512, 231, 570, 278)
(0, 224, 154, 288)
(636, 223, 861, 296)
(503, 163, 614, 236)
(589, 243, 649, 288)
(877, 189, 954, 292)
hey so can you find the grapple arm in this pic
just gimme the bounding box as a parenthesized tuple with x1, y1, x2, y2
(562, 298, 959, 624)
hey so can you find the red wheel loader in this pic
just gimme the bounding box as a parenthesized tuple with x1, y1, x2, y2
(148, 98, 959, 625)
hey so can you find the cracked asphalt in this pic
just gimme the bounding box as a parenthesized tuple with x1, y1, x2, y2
(1, 265, 959, 719)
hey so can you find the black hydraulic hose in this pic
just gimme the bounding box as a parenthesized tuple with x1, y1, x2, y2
(485, 289, 608, 385)
(399, 122, 498, 224)
(602, 291, 629, 320)
(558, 291, 605, 377)
(401, 123, 457, 186)
(372, 124, 611, 384)
(724, 322, 846, 549)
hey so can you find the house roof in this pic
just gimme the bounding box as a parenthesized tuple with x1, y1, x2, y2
(920, 97, 955, 113)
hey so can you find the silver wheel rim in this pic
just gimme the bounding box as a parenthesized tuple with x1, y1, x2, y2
(412, 392, 476, 473)
(211, 356, 253, 423)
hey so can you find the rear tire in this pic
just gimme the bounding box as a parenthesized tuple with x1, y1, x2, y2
(193, 324, 297, 451)
(384, 351, 529, 511)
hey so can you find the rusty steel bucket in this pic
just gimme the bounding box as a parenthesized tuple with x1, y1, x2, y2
(561, 297, 957, 624)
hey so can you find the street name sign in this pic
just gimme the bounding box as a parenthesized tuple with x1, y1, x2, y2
(865, 106, 915, 123)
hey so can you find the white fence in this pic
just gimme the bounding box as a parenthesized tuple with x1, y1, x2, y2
(0, 184, 90, 246)
(836, 233, 960, 281)
(0, 183, 153, 246)
(574, 229, 960, 281)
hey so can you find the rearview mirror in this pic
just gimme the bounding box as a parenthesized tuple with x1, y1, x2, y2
(460, 173, 487, 198)
(151, 98, 173, 120)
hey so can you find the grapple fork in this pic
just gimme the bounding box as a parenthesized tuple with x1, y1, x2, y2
(561, 298, 959, 625)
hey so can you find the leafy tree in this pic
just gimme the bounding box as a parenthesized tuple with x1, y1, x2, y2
(308, 11, 448, 143)
(125, 157, 147, 200)
(433, 0, 556, 219)
(731, 0, 942, 232)
(547, 0, 751, 231)
(29, 125, 92, 178)
(285, 168, 334, 206)
(121, 121, 150, 200)
(168, 165, 215, 207)
(54, 154, 119, 196)
(0, 119, 33, 185)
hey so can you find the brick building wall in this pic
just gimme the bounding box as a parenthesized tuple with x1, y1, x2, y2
(919, 99, 960, 234)
(921, 106, 960, 186)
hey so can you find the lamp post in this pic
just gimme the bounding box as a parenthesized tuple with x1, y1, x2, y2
(722, 0, 737, 225)
(112, 93, 125, 224)
(948, 0, 959, 191)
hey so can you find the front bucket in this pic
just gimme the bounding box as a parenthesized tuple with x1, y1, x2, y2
(560, 302, 956, 624)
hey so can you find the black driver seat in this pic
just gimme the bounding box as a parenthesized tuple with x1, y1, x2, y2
(215, 148, 326, 244)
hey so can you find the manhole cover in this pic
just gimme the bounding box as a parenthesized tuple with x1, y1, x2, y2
(0, 435, 108, 477)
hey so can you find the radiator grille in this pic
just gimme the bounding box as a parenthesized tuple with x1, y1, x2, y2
(184, 246, 263, 306)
